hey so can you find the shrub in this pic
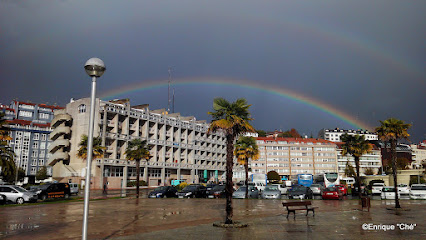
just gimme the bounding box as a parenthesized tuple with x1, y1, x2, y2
(127, 180, 147, 187)
(176, 182, 188, 191)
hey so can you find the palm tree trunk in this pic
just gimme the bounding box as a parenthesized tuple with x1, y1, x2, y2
(391, 139, 400, 208)
(355, 156, 362, 200)
(245, 161, 249, 199)
(136, 159, 140, 199)
(225, 134, 235, 224)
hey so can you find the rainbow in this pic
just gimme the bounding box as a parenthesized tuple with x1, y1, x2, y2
(99, 77, 374, 130)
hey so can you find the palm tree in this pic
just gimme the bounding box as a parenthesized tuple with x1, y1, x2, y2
(234, 136, 259, 198)
(340, 134, 372, 199)
(376, 118, 411, 209)
(125, 139, 150, 198)
(0, 112, 15, 183)
(77, 135, 105, 160)
(208, 98, 255, 224)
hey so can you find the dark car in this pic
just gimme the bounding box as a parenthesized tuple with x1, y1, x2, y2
(177, 184, 207, 198)
(288, 185, 313, 199)
(207, 185, 225, 198)
(36, 183, 71, 200)
(148, 186, 177, 198)
(205, 183, 217, 191)
(351, 184, 367, 196)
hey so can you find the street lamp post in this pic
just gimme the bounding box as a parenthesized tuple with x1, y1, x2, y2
(82, 58, 105, 240)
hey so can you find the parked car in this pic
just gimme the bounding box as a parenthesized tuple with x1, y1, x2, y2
(409, 184, 426, 200)
(36, 183, 71, 200)
(352, 184, 367, 196)
(321, 187, 343, 200)
(205, 183, 217, 191)
(335, 184, 348, 195)
(271, 184, 288, 195)
(250, 182, 266, 192)
(309, 184, 324, 195)
(260, 185, 281, 199)
(0, 194, 6, 205)
(371, 183, 385, 195)
(177, 184, 207, 198)
(0, 185, 38, 204)
(69, 183, 79, 195)
(207, 185, 226, 198)
(397, 184, 410, 195)
(149, 186, 177, 198)
(288, 185, 313, 199)
(381, 186, 401, 200)
(232, 185, 259, 199)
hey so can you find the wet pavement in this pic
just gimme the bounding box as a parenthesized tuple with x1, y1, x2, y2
(0, 196, 425, 240)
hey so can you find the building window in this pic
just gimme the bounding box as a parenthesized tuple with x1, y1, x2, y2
(32, 150, 38, 158)
(39, 159, 44, 166)
(39, 150, 45, 158)
(41, 134, 47, 141)
(78, 104, 86, 113)
(33, 133, 39, 140)
(19, 111, 33, 118)
(32, 159, 38, 166)
(38, 113, 49, 119)
(33, 141, 39, 149)
(31, 167, 37, 175)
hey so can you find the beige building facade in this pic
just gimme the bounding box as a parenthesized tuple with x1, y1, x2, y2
(253, 137, 338, 179)
(49, 98, 226, 189)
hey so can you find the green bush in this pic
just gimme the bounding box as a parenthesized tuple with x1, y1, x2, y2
(176, 182, 188, 191)
(127, 180, 148, 187)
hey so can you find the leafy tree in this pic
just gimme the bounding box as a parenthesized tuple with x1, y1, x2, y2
(277, 128, 301, 138)
(36, 166, 48, 181)
(344, 162, 356, 177)
(341, 134, 372, 199)
(2, 167, 24, 183)
(234, 136, 259, 198)
(76, 135, 105, 160)
(0, 112, 12, 141)
(364, 167, 375, 175)
(208, 97, 255, 224)
(267, 171, 280, 183)
(0, 112, 15, 183)
(125, 139, 150, 198)
(376, 118, 411, 209)
(256, 130, 267, 137)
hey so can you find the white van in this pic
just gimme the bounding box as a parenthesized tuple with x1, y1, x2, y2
(69, 183, 79, 195)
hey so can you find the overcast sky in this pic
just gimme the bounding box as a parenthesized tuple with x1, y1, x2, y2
(1, 1, 425, 141)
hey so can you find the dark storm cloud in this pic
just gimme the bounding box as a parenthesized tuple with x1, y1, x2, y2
(0, 0, 425, 141)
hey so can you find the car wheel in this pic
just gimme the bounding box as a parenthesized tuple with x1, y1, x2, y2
(65, 194, 70, 199)
(16, 197, 24, 204)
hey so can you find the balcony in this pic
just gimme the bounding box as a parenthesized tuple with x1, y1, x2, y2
(48, 151, 69, 166)
(51, 113, 72, 128)
(50, 126, 70, 141)
(48, 139, 70, 153)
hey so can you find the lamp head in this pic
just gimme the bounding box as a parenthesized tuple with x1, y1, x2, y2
(84, 58, 106, 77)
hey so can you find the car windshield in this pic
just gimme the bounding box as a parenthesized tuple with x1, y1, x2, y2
(154, 186, 168, 191)
(212, 185, 225, 191)
(398, 184, 408, 187)
(411, 186, 426, 190)
(264, 186, 278, 191)
(237, 187, 247, 192)
(14, 186, 28, 192)
(382, 187, 395, 192)
(183, 185, 198, 191)
(325, 187, 337, 192)
(39, 184, 52, 190)
(291, 186, 305, 191)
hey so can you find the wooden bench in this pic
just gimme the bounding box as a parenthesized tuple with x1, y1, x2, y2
(282, 201, 317, 219)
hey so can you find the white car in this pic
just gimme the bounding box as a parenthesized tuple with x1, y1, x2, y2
(381, 186, 401, 200)
(372, 183, 385, 195)
(271, 184, 287, 195)
(409, 184, 426, 200)
(397, 184, 410, 195)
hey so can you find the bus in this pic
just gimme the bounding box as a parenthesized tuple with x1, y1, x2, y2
(324, 172, 340, 187)
(297, 174, 313, 187)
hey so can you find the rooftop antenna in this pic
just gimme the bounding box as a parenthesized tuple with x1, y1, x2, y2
(172, 88, 175, 113)
(167, 67, 172, 113)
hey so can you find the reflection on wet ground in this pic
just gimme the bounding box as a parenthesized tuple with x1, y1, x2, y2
(0, 193, 425, 240)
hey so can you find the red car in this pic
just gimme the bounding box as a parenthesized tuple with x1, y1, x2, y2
(321, 187, 343, 200)
(335, 184, 348, 195)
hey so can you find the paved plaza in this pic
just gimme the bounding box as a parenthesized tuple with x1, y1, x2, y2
(0, 196, 425, 240)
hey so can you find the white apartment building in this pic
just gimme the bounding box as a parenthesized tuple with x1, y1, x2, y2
(336, 143, 382, 176)
(318, 128, 378, 142)
(411, 141, 426, 169)
(252, 137, 338, 179)
(49, 98, 226, 189)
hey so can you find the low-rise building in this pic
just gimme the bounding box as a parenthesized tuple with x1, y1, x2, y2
(335, 142, 382, 176)
(410, 141, 426, 169)
(49, 98, 226, 189)
(318, 128, 378, 142)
